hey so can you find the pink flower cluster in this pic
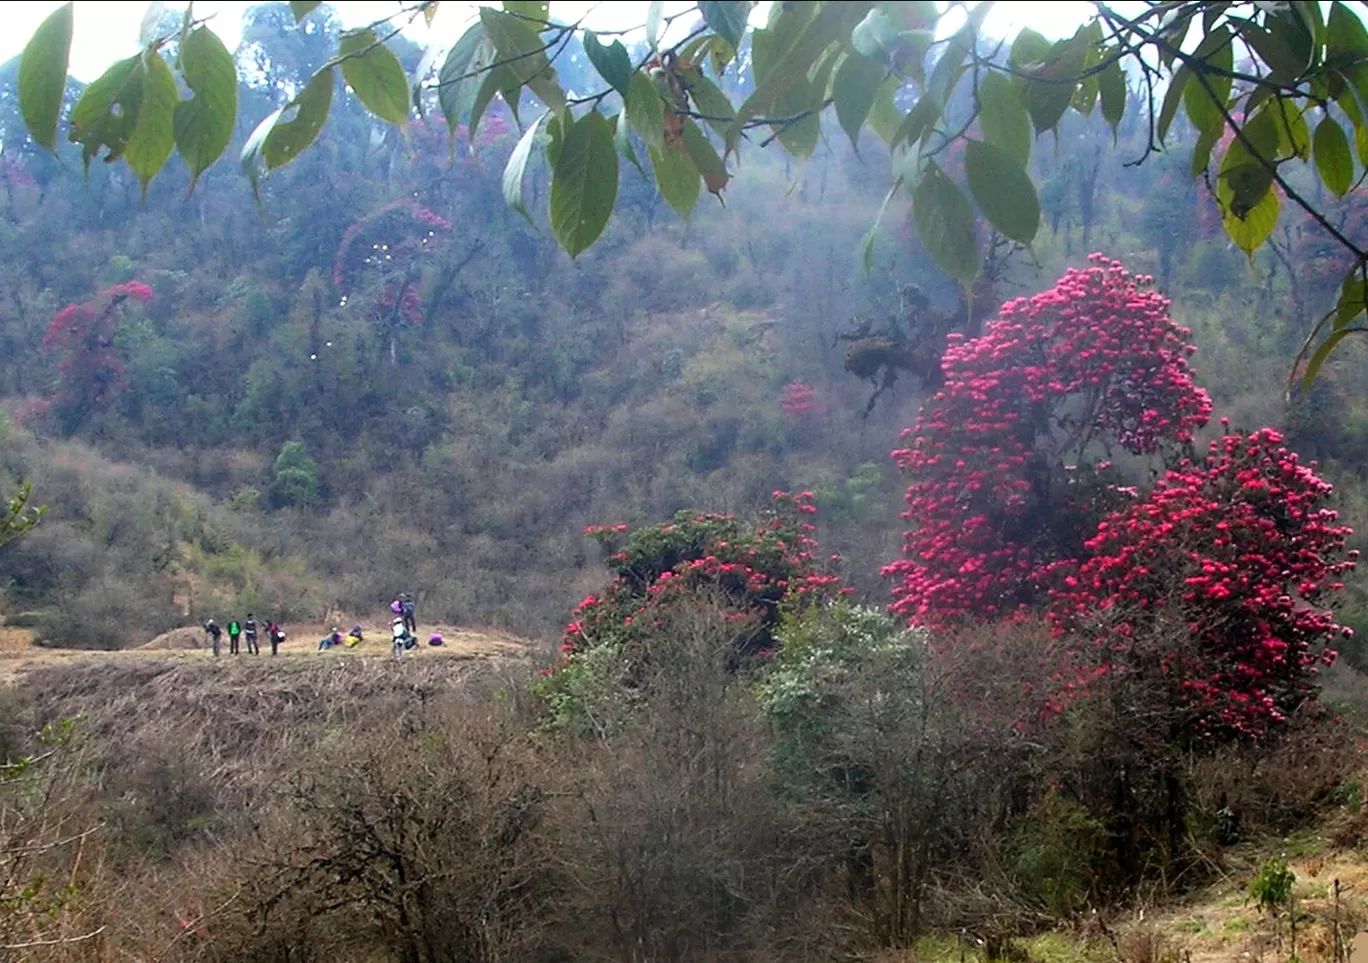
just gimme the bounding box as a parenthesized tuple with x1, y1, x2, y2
(885, 256, 1211, 626)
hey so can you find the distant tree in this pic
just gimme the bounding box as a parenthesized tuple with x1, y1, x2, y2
(0, 481, 42, 549)
(270, 441, 321, 507)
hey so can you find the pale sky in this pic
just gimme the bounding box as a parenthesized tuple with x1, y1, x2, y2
(0, 1, 1101, 83)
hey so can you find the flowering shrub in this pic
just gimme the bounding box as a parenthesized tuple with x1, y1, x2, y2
(780, 382, 819, 419)
(41, 281, 154, 435)
(886, 256, 1351, 738)
(885, 256, 1211, 626)
(1050, 426, 1354, 737)
(560, 491, 848, 666)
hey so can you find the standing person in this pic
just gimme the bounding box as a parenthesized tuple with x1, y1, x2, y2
(204, 618, 222, 658)
(400, 593, 417, 635)
(244, 614, 258, 655)
(267, 621, 284, 656)
(227, 618, 242, 656)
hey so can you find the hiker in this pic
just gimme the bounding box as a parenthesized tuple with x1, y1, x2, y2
(244, 614, 259, 655)
(400, 593, 417, 634)
(267, 621, 285, 656)
(227, 618, 242, 655)
(204, 618, 222, 658)
(392, 617, 416, 655)
(318, 626, 343, 652)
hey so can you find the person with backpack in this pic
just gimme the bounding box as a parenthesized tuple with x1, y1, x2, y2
(400, 593, 417, 634)
(244, 614, 259, 655)
(204, 619, 222, 658)
(227, 618, 243, 655)
(266, 621, 285, 656)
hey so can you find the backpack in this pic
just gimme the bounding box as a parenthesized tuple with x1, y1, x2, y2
(228, 621, 241, 636)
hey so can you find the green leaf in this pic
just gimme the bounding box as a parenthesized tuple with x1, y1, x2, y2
(628, 70, 665, 151)
(1314, 115, 1354, 196)
(699, 1, 751, 51)
(681, 120, 729, 196)
(583, 31, 633, 102)
(614, 110, 645, 177)
(771, 75, 822, 159)
(685, 69, 736, 136)
(550, 109, 618, 257)
(126, 52, 177, 192)
(1218, 169, 1279, 253)
(1157, 64, 1190, 144)
(1009, 27, 1052, 68)
(1191, 123, 1221, 178)
(859, 174, 904, 274)
(174, 26, 237, 188)
(912, 162, 979, 283)
(1098, 55, 1126, 139)
(977, 71, 1031, 168)
(892, 95, 940, 150)
(650, 142, 701, 217)
(289, 1, 321, 22)
(241, 65, 334, 186)
(1182, 26, 1233, 134)
(504, 1, 549, 24)
(646, 1, 664, 51)
(964, 139, 1039, 245)
(1238, 21, 1303, 85)
(503, 111, 548, 225)
(1335, 269, 1368, 330)
(69, 56, 142, 171)
(832, 50, 885, 150)
(867, 76, 902, 146)
(18, 2, 73, 152)
(339, 29, 410, 126)
(1328, 2, 1368, 61)
(412, 42, 443, 116)
(1020, 32, 1088, 134)
(479, 7, 566, 113)
(727, 2, 868, 154)
(1301, 327, 1355, 388)
(438, 24, 493, 134)
(469, 66, 511, 142)
(852, 9, 899, 61)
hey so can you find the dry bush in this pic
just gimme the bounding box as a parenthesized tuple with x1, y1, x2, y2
(552, 598, 848, 961)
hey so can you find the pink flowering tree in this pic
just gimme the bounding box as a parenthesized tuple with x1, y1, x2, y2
(40, 281, 154, 436)
(886, 256, 1351, 739)
(558, 492, 848, 670)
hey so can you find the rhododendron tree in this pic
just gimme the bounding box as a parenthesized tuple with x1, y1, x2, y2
(1050, 427, 1354, 738)
(887, 257, 1352, 738)
(40, 281, 154, 436)
(560, 492, 848, 668)
(885, 256, 1211, 626)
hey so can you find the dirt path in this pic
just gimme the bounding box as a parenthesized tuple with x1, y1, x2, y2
(0, 616, 536, 685)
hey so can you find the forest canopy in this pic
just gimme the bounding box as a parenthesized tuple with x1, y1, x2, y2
(17, 0, 1368, 380)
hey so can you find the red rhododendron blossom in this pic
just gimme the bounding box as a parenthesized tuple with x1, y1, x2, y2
(885, 256, 1211, 626)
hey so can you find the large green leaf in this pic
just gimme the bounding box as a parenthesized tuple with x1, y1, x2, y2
(650, 141, 701, 217)
(1157, 64, 1190, 144)
(69, 56, 143, 171)
(832, 50, 886, 150)
(550, 109, 618, 257)
(628, 70, 665, 151)
(1218, 170, 1279, 253)
(480, 7, 566, 113)
(614, 110, 645, 177)
(686, 69, 736, 136)
(126, 52, 178, 192)
(1097, 55, 1126, 139)
(699, 1, 751, 51)
(583, 31, 633, 102)
(646, 1, 664, 51)
(727, 2, 869, 154)
(1314, 115, 1354, 196)
(912, 162, 980, 283)
(1327, 2, 1368, 61)
(504, 1, 550, 23)
(1182, 26, 1233, 135)
(241, 65, 335, 189)
(470, 65, 513, 140)
(18, 3, 73, 152)
(503, 111, 549, 225)
(438, 24, 493, 134)
(976, 71, 1030, 168)
(681, 120, 729, 196)
(964, 139, 1039, 245)
(1009, 27, 1052, 68)
(339, 29, 410, 126)
(771, 75, 822, 158)
(867, 76, 902, 145)
(1020, 31, 1087, 134)
(289, 1, 321, 22)
(174, 26, 238, 188)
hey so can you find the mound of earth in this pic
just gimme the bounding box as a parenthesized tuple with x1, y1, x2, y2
(140, 626, 209, 651)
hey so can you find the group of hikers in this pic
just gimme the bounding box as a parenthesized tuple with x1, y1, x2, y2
(201, 614, 284, 657)
(203, 594, 444, 658)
